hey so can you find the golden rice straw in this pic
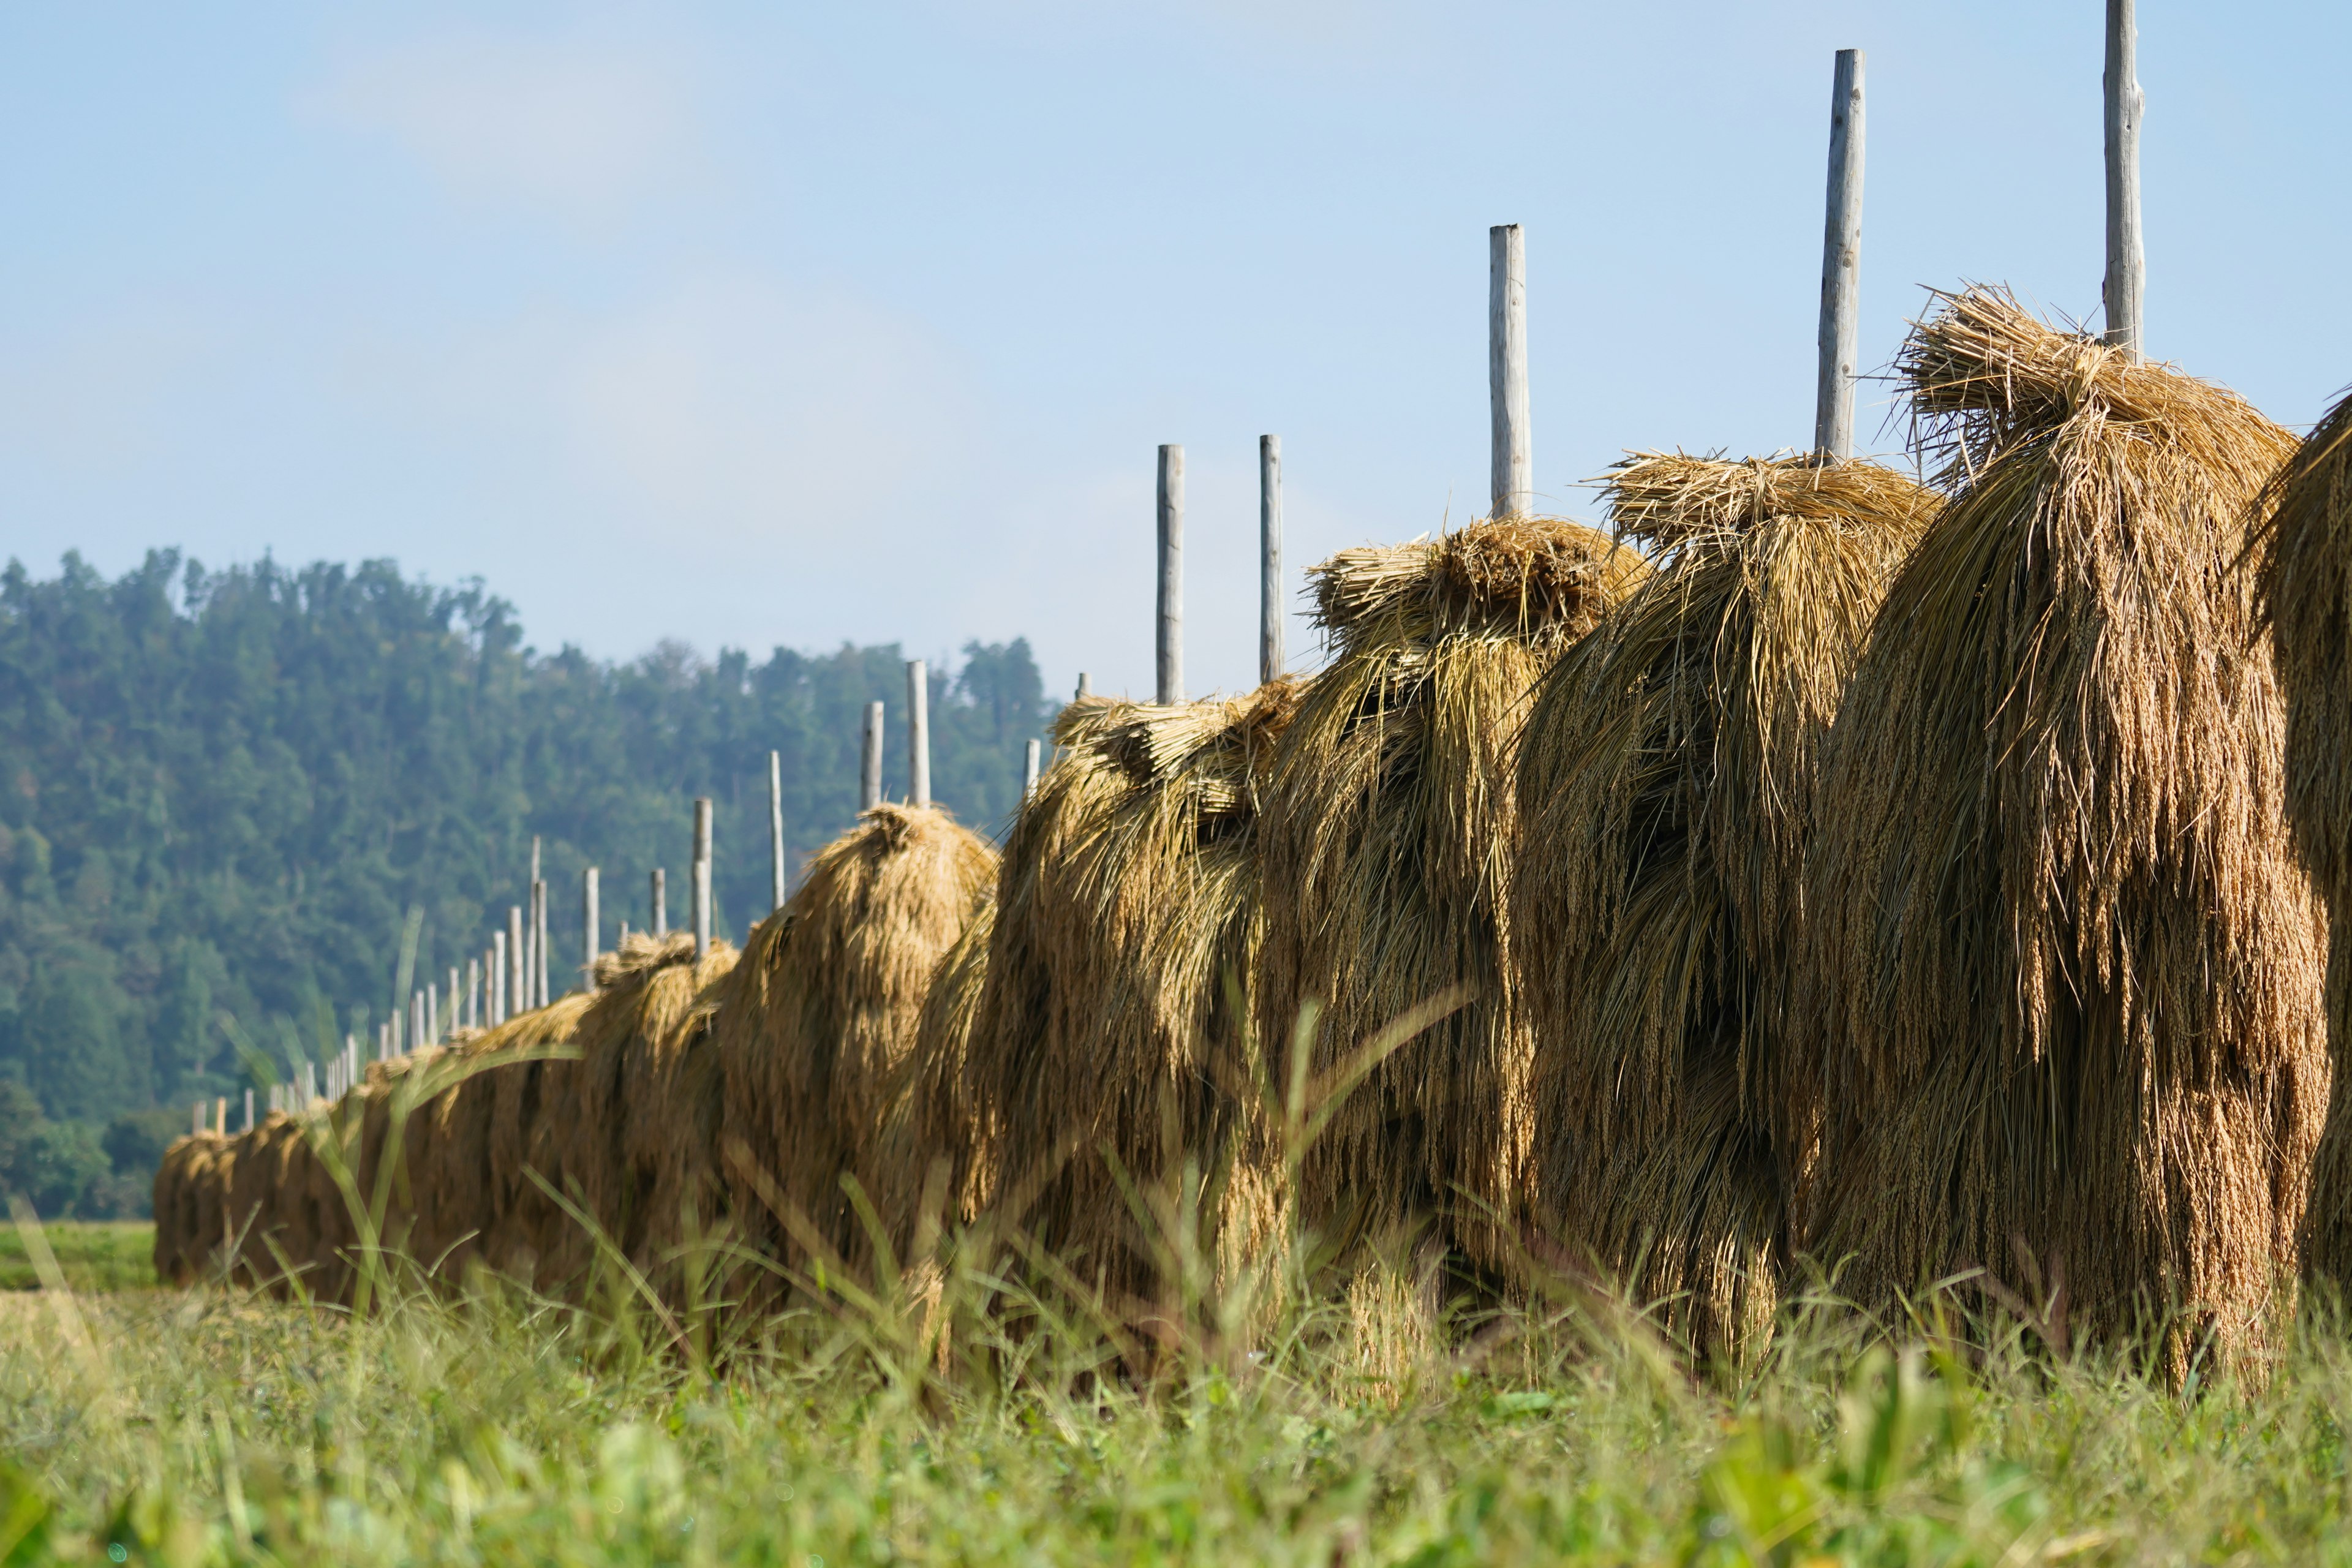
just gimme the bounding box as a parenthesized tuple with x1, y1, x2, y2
(1798, 287, 2324, 1378)
(940, 685, 1297, 1319)
(1517, 451, 1934, 1358)
(718, 803, 994, 1289)
(1259, 518, 1648, 1278)
(2254, 385, 2352, 1286)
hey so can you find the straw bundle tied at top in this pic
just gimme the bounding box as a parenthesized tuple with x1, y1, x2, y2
(1516, 451, 1935, 1359)
(1799, 285, 2324, 1379)
(718, 802, 993, 1291)
(2255, 387, 2352, 1284)
(1260, 517, 1649, 1280)
(933, 682, 1298, 1321)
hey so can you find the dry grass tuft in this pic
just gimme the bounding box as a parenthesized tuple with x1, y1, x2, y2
(1517, 450, 1935, 1359)
(1260, 517, 1648, 1280)
(2254, 386, 2352, 1285)
(937, 683, 1300, 1321)
(718, 804, 995, 1288)
(1798, 286, 2325, 1378)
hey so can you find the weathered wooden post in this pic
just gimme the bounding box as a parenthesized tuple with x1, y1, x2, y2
(861, 701, 884, 811)
(1815, 48, 1866, 461)
(507, 907, 526, 1018)
(2103, 0, 2144, 358)
(1023, 737, 1041, 801)
(1076, 673, 1091, 700)
(533, 878, 550, 1007)
(768, 749, 786, 910)
(1157, 444, 1183, 704)
(243, 1088, 254, 1132)
(651, 867, 667, 937)
(1490, 223, 1531, 517)
(908, 660, 932, 808)
(425, 982, 438, 1046)
(447, 966, 460, 1036)
(1261, 434, 1283, 684)
(582, 866, 600, 991)
(692, 797, 713, 960)
(467, 957, 481, 1030)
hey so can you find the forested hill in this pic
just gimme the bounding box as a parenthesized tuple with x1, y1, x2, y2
(0, 551, 1049, 1212)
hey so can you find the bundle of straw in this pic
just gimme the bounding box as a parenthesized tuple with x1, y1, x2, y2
(718, 803, 993, 1289)
(940, 684, 1298, 1322)
(2254, 386, 2352, 1284)
(1799, 287, 2324, 1375)
(1517, 452, 1934, 1357)
(1259, 518, 1648, 1278)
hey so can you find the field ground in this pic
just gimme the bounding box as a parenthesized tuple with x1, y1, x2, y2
(0, 1220, 154, 1292)
(4, 1237, 2352, 1566)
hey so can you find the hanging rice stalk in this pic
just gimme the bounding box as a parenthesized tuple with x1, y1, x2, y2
(1517, 451, 1934, 1357)
(2253, 386, 2352, 1285)
(941, 684, 1298, 1322)
(1259, 518, 1648, 1278)
(1798, 286, 2324, 1377)
(717, 803, 994, 1289)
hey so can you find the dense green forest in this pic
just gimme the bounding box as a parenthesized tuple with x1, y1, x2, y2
(0, 550, 1051, 1216)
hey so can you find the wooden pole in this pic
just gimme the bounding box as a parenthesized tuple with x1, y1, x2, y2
(467, 957, 481, 1030)
(692, 797, 713, 960)
(1260, 434, 1283, 684)
(1076, 673, 1091, 700)
(582, 866, 600, 990)
(533, 879, 549, 1007)
(767, 749, 786, 910)
(507, 907, 525, 1019)
(651, 867, 667, 937)
(425, 982, 437, 1046)
(243, 1088, 254, 1133)
(1488, 223, 1531, 517)
(214, 1096, 227, 1135)
(1157, 443, 1183, 704)
(1815, 48, 1866, 461)
(861, 701, 884, 812)
(1023, 737, 1041, 801)
(907, 660, 931, 807)
(2103, 0, 2144, 359)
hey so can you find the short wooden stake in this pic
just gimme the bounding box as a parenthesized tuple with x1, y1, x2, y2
(193, 1100, 205, 1137)
(1157, 444, 1183, 704)
(908, 660, 932, 808)
(768, 749, 786, 910)
(1076, 672, 1091, 699)
(861, 702, 884, 812)
(1815, 48, 1866, 461)
(1023, 737, 1041, 801)
(1260, 434, 1284, 684)
(1489, 223, 1531, 517)
(651, 867, 667, 937)
(2103, 0, 2144, 358)
(692, 797, 714, 960)
(213, 1097, 227, 1136)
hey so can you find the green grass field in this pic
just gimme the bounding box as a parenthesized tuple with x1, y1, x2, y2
(4, 1229, 2352, 1566)
(0, 1220, 154, 1292)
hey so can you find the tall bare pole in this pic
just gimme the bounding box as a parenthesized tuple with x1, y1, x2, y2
(767, 749, 786, 910)
(1157, 443, 1183, 704)
(861, 701, 884, 811)
(1488, 223, 1530, 518)
(1260, 434, 1283, 684)
(692, 797, 713, 960)
(507, 905, 525, 1017)
(467, 956, 481, 1030)
(581, 866, 600, 990)
(651, 867, 667, 937)
(2103, 0, 2144, 359)
(1815, 48, 1866, 461)
(532, 879, 549, 1007)
(907, 661, 932, 809)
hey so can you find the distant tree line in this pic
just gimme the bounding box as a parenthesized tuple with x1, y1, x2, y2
(0, 551, 1052, 1215)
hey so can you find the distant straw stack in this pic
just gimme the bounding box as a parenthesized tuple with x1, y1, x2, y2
(1799, 287, 2324, 1376)
(1517, 451, 1934, 1357)
(718, 803, 994, 1290)
(1259, 518, 1648, 1278)
(2254, 386, 2352, 1286)
(945, 683, 1298, 1319)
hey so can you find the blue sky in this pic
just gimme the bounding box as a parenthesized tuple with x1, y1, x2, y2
(1, 1, 2345, 700)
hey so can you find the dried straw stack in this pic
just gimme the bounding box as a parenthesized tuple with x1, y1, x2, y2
(1258, 518, 1648, 1277)
(2254, 386, 2352, 1285)
(1516, 453, 1934, 1357)
(1798, 287, 2325, 1376)
(718, 803, 994, 1288)
(938, 685, 1298, 1316)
